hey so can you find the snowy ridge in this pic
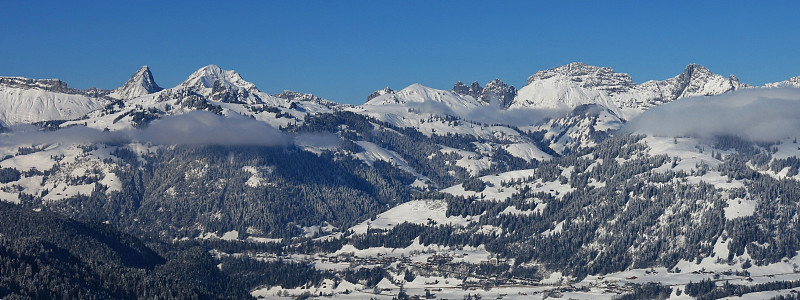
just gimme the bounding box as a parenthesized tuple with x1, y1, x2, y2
(364, 83, 485, 116)
(0, 84, 103, 126)
(179, 64, 257, 93)
(511, 62, 748, 120)
(173, 64, 265, 104)
(765, 75, 800, 88)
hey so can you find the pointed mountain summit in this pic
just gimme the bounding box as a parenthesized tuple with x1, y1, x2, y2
(451, 81, 483, 99)
(366, 87, 394, 102)
(179, 65, 257, 91)
(667, 63, 746, 99)
(176, 65, 262, 104)
(479, 79, 516, 108)
(109, 66, 163, 100)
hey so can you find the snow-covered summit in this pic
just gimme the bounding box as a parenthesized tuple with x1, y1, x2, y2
(273, 90, 339, 108)
(511, 62, 747, 120)
(765, 75, 800, 88)
(179, 65, 257, 91)
(526, 62, 636, 91)
(366, 87, 393, 102)
(652, 63, 747, 99)
(364, 83, 484, 116)
(175, 65, 262, 104)
(511, 63, 624, 116)
(108, 66, 163, 100)
(0, 77, 103, 126)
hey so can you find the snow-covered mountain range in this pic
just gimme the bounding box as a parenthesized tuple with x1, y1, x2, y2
(2, 61, 796, 159)
(1, 62, 794, 128)
(510, 62, 749, 119)
(4, 63, 800, 299)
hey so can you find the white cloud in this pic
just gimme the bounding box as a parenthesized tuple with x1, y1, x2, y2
(624, 88, 800, 142)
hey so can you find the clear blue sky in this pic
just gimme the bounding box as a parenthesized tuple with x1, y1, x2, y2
(2, 1, 799, 104)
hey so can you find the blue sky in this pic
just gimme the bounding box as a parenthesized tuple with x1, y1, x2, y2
(1, 1, 799, 104)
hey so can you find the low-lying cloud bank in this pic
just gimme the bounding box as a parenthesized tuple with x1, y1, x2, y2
(1, 111, 289, 147)
(134, 111, 288, 146)
(624, 88, 800, 142)
(464, 106, 564, 127)
(404, 100, 564, 127)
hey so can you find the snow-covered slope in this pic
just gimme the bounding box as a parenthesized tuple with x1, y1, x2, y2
(175, 64, 259, 104)
(0, 77, 104, 126)
(512, 66, 624, 116)
(510, 62, 748, 120)
(765, 75, 800, 88)
(363, 83, 485, 116)
(108, 66, 163, 99)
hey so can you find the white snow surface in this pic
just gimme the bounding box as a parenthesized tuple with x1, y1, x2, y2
(724, 198, 757, 220)
(353, 141, 429, 183)
(349, 200, 473, 235)
(107, 66, 161, 99)
(363, 83, 483, 117)
(0, 85, 102, 125)
(510, 63, 745, 121)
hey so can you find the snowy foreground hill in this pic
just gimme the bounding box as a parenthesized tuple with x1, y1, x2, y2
(2, 63, 800, 299)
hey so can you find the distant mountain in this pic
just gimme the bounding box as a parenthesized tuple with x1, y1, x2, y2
(366, 86, 393, 102)
(364, 83, 485, 117)
(452, 79, 517, 108)
(174, 64, 264, 104)
(765, 75, 800, 88)
(108, 66, 162, 99)
(274, 90, 340, 109)
(0, 77, 105, 126)
(2, 63, 800, 299)
(511, 62, 748, 120)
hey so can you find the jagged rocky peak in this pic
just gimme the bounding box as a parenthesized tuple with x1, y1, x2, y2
(527, 62, 636, 92)
(451, 81, 482, 99)
(452, 81, 469, 94)
(275, 90, 316, 101)
(468, 81, 482, 96)
(180, 64, 257, 92)
(671, 63, 744, 98)
(479, 79, 516, 108)
(177, 65, 262, 104)
(366, 86, 393, 102)
(677, 63, 713, 85)
(109, 66, 163, 99)
(0, 77, 74, 93)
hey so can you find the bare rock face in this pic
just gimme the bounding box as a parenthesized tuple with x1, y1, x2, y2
(452, 79, 516, 108)
(451, 81, 482, 99)
(366, 86, 393, 102)
(479, 79, 516, 108)
(0, 77, 84, 95)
